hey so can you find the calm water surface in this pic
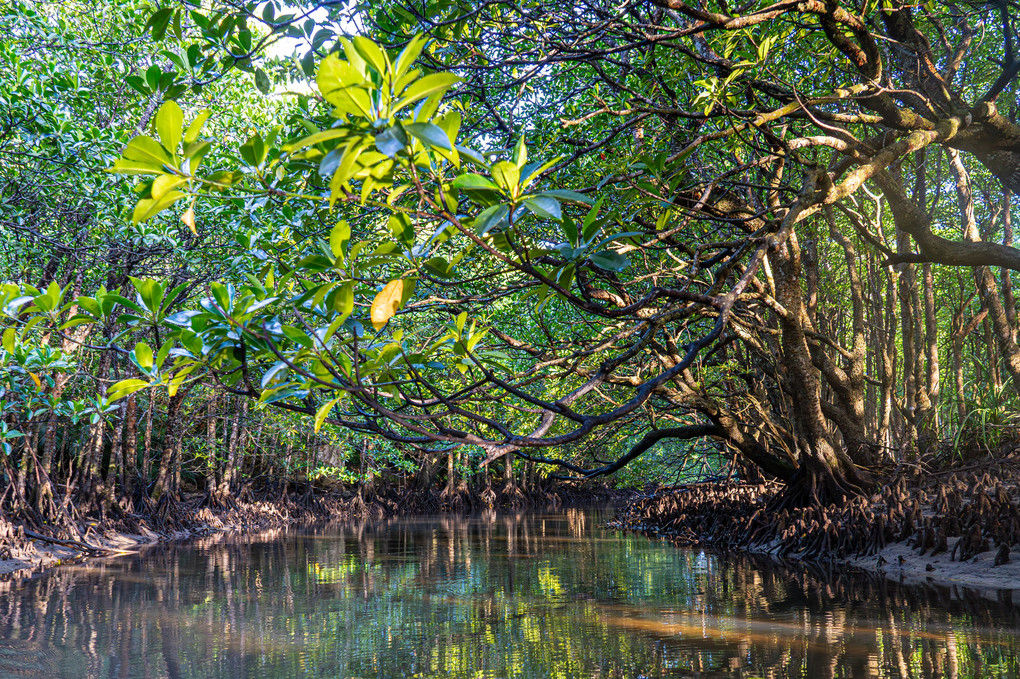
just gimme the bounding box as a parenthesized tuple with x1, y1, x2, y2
(0, 507, 1018, 678)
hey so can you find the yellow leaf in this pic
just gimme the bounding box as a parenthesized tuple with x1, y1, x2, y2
(28, 372, 41, 389)
(181, 206, 196, 235)
(370, 279, 404, 330)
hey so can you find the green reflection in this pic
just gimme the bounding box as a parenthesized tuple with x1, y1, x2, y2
(0, 508, 1018, 678)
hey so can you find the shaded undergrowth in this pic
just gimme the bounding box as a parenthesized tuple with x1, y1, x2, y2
(0, 480, 622, 570)
(612, 459, 1020, 565)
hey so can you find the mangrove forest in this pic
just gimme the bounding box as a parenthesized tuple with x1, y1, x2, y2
(3, 0, 1020, 675)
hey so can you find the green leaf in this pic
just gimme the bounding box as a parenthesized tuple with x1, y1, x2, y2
(319, 148, 343, 179)
(394, 34, 426, 80)
(473, 204, 509, 236)
(240, 134, 266, 167)
(261, 361, 289, 389)
(582, 197, 605, 237)
(151, 174, 187, 199)
(413, 92, 443, 123)
(132, 342, 154, 371)
(316, 53, 371, 116)
(155, 100, 183, 153)
(389, 213, 415, 247)
(523, 196, 561, 221)
(556, 263, 576, 292)
(146, 8, 173, 40)
(210, 282, 233, 312)
(404, 122, 452, 150)
(283, 128, 350, 153)
(512, 135, 528, 167)
(375, 126, 407, 157)
(536, 189, 593, 205)
(329, 143, 364, 206)
(107, 378, 150, 402)
(562, 217, 579, 247)
(352, 36, 389, 74)
(122, 136, 171, 167)
(132, 191, 186, 223)
(334, 282, 354, 315)
(109, 158, 165, 176)
(183, 110, 211, 144)
(424, 257, 454, 278)
(452, 173, 499, 191)
(255, 68, 271, 94)
(394, 72, 462, 113)
(156, 339, 174, 369)
(314, 397, 342, 432)
(595, 231, 644, 249)
(590, 251, 630, 272)
(491, 161, 520, 192)
(329, 220, 350, 258)
(521, 157, 561, 188)
(146, 64, 162, 91)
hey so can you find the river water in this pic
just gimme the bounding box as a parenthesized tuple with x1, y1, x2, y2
(0, 507, 1018, 678)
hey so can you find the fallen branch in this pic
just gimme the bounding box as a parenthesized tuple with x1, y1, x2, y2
(22, 528, 108, 554)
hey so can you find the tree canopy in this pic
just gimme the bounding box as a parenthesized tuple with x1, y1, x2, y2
(3, 0, 1020, 526)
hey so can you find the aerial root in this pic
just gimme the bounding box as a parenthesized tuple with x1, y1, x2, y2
(612, 465, 1020, 564)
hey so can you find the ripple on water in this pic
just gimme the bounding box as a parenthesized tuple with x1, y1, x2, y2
(0, 509, 1017, 678)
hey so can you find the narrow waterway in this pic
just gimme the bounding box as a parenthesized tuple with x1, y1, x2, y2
(0, 507, 1017, 678)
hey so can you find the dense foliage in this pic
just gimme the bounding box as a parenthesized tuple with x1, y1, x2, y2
(3, 0, 1020, 535)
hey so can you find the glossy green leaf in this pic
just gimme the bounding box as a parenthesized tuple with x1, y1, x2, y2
(490, 162, 520, 192)
(394, 72, 461, 112)
(122, 136, 171, 167)
(183, 110, 211, 144)
(330, 220, 350, 258)
(452, 174, 499, 191)
(107, 378, 151, 402)
(155, 100, 183, 153)
(375, 126, 407, 158)
(394, 34, 427, 80)
(132, 191, 186, 223)
(255, 68, 271, 94)
(589, 251, 630, 272)
(404, 122, 452, 150)
(523, 196, 561, 221)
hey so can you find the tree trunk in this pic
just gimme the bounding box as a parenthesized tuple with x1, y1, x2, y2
(1003, 190, 1016, 335)
(123, 394, 138, 496)
(142, 394, 154, 487)
(770, 229, 868, 505)
(948, 149, 1020, 390)
(151, 392, 184, 502)
(103, 399, 128, 509)
(205, 393, 217, 493)
(922, 263, 940, 435)
(218, 399, 246, 499)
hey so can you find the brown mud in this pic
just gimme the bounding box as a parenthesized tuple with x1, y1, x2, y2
(612, 460, 1020, 596)
(0, 480, 623, 579)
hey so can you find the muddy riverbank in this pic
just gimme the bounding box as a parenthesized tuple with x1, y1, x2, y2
(0, 482, 624, 578)
(611, 462, 1020, 595)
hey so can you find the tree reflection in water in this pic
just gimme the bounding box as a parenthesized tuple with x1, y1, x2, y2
(0, 508, 1017, 678)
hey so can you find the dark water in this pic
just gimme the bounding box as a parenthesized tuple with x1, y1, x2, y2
(1, 508, 1019, 678)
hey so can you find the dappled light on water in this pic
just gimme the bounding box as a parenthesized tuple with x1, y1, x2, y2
(0, 508, 1018, 678)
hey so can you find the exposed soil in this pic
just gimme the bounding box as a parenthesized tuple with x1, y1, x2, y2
(0, 481, 623, 579)
(611, 460, 1020, 595)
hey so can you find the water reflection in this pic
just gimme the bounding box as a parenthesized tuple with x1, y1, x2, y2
(0, 507, 1017, 678)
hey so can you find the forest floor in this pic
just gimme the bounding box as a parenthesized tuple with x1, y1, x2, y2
(612, 457, 1020, 596)
(0, 481, 620, 579)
